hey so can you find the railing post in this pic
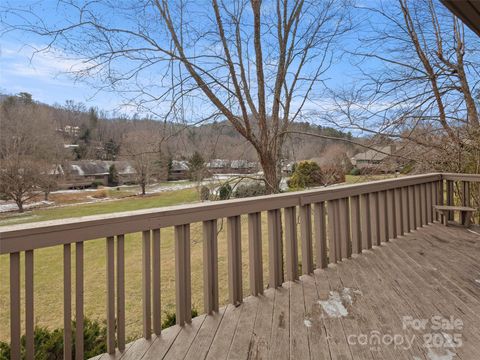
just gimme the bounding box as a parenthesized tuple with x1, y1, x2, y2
(203, 220, 219, 313)
(285, 206, 298, 281)
(248, 212, 264, 294)
(227, 216, 242, 305)
(175, 224, 191, 324)
(300, 204, 313, 274)
(268, 209, 283, 287)
(314, 202, 328, 267)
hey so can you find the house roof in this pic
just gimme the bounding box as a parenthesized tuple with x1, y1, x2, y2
(441, 0, 480, 37)
(67, 161, 135, 176)
(171, 160, 189, 171)
(352, 146, 394, 162)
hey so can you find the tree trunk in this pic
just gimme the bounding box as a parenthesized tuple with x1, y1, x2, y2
(259, 152, 281, 194)
(141, 182, 146, 195)
(44, 191, 49, 201)
(16, 200, 24, 213)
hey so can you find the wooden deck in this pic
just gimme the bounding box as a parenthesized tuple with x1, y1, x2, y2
(92, 224, 480, 360)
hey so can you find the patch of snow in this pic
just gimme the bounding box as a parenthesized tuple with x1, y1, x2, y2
(303, 319, 312, 328)
(0, 201, 54, 213)
(318, 291, 349, 318)
(426, 348, 456, 360)
(70, 164, 85, 176)
(475, 279, 480, 284)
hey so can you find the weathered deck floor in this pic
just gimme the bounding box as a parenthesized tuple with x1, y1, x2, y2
(92, 224, 480, 360)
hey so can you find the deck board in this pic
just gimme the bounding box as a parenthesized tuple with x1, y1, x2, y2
(92, 224, 480, 359)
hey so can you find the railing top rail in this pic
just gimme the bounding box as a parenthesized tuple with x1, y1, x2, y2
(0, 173, 444, 254)
(441, 173, 480, 182)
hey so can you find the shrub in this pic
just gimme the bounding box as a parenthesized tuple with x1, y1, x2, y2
(108, 164, 119, 186)
(349, 167, 361, 176)
(233, 182, 266, 198)
(218, 183, 232, 200)
(0, 317, 107, 360)
(92, 189, 108, 199)
(287, 161, 323, 189)
(161, 308, 199, 329)
(200, 186, 210, 201)
(90, 180, 104, 189)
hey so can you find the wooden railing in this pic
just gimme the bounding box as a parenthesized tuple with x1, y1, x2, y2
(1, 173, 479, 359)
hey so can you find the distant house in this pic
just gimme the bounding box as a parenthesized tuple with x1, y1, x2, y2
(207, 159, 258, 174)
(351, 145, 398, 173)
(169, 160, 190, 181)
(60, 160, 136, 188)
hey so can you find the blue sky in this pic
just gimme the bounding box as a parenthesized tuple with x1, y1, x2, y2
(1, 0, 472, 120)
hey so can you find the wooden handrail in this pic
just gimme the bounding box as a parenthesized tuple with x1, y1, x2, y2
(2, 172, 479, 360)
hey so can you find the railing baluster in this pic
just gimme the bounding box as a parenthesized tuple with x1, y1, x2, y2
(175, 224, 192, 324)
(401, 188, 409, 234)
(426, 183, 433, 224)
(25, 250, 34, 360)
(285, 206, 298, 281)
(387, 190, 396, 239)
(106, 236, 116, 352)
(339, 198, 351, 257)
(314, 202, 328, 267)
(268, 209, 283, 287)
(408, 186, 415, 231)
(394, 188, 403, 236)
(75, 242, 84, 359)
(462, 181, 470, 207)
(63, 244, 72, 360)
(414, 185, 421, 228)
(327, 200, 337, 263)
(300, 204, 313, 274)
(370, 193, 380, 246)
(227, 217, 242, 305)
(152, 229, 161, 335)
(446, 180, 454, 221)
(117, 235, 126, 350)
(350, 196, 362, 254)
(203, 220, 219, 313)
(361, 194, 372, 249)
(248, 212, 264, 294)
(10, 252, 21, 360)
(421, 184, 428, 226)
(378, 191, 388, 242)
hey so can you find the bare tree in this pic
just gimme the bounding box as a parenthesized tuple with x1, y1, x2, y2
(121, 130, 161, 195)
(323, 0, 479, 173)
(1, 0, 351, 193)
(0, 96, 65, 212)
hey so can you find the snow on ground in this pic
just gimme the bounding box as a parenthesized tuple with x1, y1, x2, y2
(0, 201, 54, 213)
(318, 287, 362, 318)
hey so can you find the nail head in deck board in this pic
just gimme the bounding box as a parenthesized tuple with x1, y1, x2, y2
(284, 206, 299, 280)
(300, 204, 314, 274)
(175, 224, 192, 325)
(227, 216, 243, 305)
(203, 219, 219, 313)
(248, 212, 264, 294)
(268, 209, 283, 288)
